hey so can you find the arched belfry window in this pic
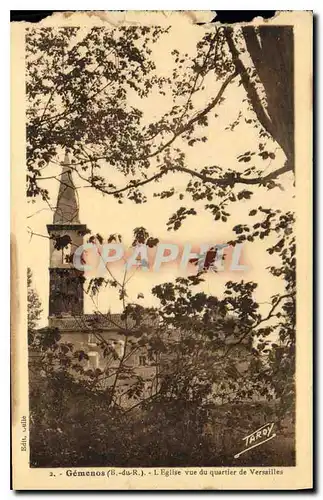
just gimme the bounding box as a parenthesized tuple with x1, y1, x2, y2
(62, 241, 72, 264)
(53, 234, 73, 264)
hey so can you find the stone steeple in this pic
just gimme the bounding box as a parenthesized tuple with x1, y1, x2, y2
(47, 152, 87, 320)
(53, 152, 80, 225)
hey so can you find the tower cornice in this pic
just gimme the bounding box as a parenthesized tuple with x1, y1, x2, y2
(47, 224, 87, 233)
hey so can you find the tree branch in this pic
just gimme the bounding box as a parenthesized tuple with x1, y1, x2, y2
(145, 69, 238, 160)
(172, 161, 293, 187)
(224, 29, 277, 145)
(222, 292, 295, 358)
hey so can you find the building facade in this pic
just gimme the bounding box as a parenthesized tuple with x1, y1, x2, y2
(37, 153, 157, 404)
(31, 153, 254, 407)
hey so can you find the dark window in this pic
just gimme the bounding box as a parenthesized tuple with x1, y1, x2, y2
(88, 333, 96, 345)
(139, 355, 147, 366)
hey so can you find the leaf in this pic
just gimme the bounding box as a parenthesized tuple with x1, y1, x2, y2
(237, 190, 253, 200)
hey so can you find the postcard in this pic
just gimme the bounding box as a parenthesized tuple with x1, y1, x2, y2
(11, 10, 312, 490)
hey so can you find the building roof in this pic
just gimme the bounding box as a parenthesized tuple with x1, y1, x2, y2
(48, 312, 157, 333)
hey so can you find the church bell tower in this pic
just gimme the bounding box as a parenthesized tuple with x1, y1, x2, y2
(47, 153, 87, 321)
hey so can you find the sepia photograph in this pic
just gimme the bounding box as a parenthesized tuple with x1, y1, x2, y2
(11, 10, 312, 490)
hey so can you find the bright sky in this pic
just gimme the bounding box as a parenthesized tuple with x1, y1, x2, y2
(26, 24, 295, 327)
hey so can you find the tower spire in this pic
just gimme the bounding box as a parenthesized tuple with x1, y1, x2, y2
(47, 151, 87, 321)
(53, 152, 80, 224)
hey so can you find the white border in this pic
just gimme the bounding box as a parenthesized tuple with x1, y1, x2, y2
(4, 5, 319, 498)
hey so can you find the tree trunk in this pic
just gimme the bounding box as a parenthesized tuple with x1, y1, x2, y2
(243, 26, 294, 168)
(226, 27, 294, 170)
